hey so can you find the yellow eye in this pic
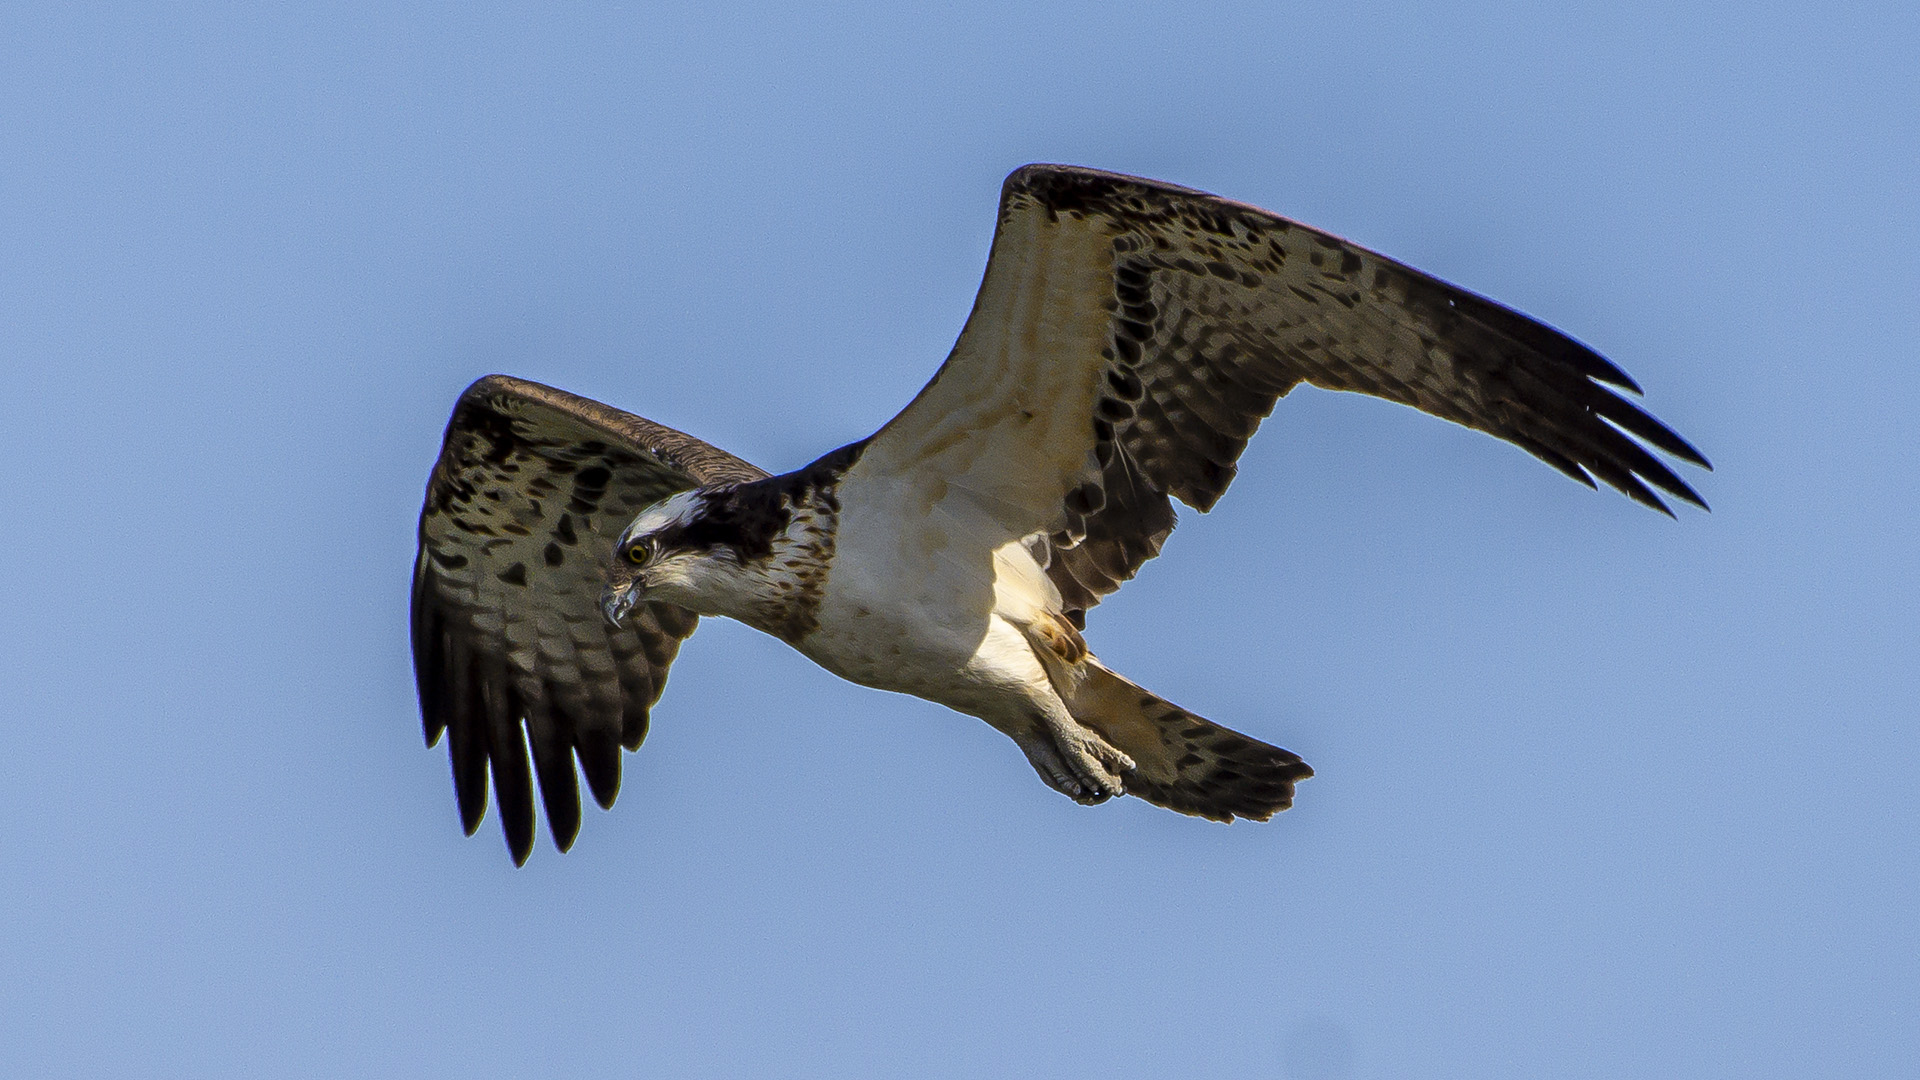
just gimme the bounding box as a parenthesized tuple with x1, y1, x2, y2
(625, 543, 649, 565)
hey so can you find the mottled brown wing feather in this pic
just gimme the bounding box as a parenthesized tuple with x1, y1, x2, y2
(869, 165, 1710, 627)
(411, 375, 767, 864)
(1035, 440, 1175, 629)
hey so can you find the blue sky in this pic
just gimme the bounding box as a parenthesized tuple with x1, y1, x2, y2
(3, 3, 1914, 1077)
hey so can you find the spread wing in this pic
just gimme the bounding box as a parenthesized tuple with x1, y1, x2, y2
(858, 165, 1710, 626)
(411, 375, 767, 864)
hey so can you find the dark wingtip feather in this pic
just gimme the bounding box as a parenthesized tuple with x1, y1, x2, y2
(544, 793, 583, 853)
(527, 709, 583, 855)
(452, 732, 488, 836)
(1580, 383, 1713, 471)
(483, 677, 538, 866)
(1448, 287, 1645, 394)
(419, 681, 447, 748)
(1620, 468, 1666, 515)
(1598, 460, 1674, 517)
(1516, 437, 1598, 489)
(1611, 438, 1706, 512)
(1457, 289, 1718, 517)
(620, 704, 652, 752)
(411, 591, 448, 747)
(1579, 413, 1710, 514)
(499, 768, 537, 860)
(1554, 335, 1642, 394)
(1581, 352, 1643, 395)
(1640, 460, 1709, 513)
(1624, 476, 1676, 519)
(1657, 474, 1708, 512)
(577, 730, 622, 810)
(446, 648, 490, 836)
(1506, 360, 1709, 515)
(1657, 427, 1712, 472)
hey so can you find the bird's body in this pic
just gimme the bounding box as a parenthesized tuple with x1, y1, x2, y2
(602, 441, 1210, 809)
(413, 165, 1709, 863)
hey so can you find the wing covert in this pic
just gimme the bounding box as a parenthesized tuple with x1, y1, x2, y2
(859, 165, 1710, 626)
(411, 375, 767, 863)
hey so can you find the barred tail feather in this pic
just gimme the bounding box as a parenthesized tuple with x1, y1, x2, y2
(1067, 661, 1311, 821)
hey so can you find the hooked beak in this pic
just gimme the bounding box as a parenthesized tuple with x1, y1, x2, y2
(601, 581, 643, 627)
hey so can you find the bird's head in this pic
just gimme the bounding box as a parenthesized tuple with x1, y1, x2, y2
(600, 487, 757, 625)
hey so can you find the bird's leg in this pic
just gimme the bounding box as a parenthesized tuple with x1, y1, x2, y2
(1015, 709, 1134, 805)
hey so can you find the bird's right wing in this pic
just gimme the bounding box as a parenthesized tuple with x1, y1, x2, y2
(852, 165, 1710, 627)
(411, 375, 767, 864)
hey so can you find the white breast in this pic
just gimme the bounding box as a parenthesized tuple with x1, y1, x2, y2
(797, 470, 1063, 713)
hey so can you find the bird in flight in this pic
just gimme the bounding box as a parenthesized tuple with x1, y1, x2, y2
(413, 164, 1709, 864)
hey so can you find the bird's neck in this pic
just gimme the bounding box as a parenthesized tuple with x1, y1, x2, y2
(686, 496, 839, 645)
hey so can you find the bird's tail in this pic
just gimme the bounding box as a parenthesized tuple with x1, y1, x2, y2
(1065, 660, 1312, 821)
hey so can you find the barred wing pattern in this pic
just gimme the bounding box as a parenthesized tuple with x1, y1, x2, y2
(412, 375, 767, 864)
(865, 165, 1709, 628)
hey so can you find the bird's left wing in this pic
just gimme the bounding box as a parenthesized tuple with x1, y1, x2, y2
(854, 165, 1710, 626)
(412, 375, 767, 863)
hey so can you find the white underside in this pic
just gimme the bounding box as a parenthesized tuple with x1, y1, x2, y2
(793, 471, 1068, 736)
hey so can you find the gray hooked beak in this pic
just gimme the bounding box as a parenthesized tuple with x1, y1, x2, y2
(601, 581, 642, 627)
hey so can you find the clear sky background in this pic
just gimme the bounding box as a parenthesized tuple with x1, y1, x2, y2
(3, 3, 1913, 1077)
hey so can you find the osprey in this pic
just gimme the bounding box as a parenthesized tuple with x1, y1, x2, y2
(413, 165, 1709, 864)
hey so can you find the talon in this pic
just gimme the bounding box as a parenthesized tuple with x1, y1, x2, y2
(1017, 713, 1133, 806)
